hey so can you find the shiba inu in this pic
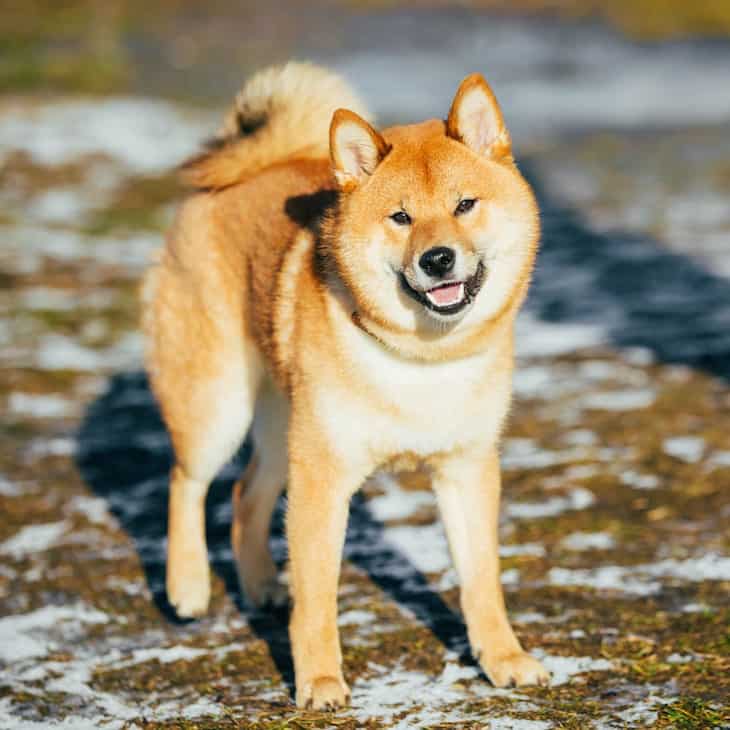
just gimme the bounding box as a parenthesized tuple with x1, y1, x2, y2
(143, 61, 549, 709)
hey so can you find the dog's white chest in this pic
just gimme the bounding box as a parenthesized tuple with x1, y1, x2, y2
(317, 323, 510, 462)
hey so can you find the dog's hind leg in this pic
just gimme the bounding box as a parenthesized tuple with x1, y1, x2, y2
(162, 346, 261, 618)
(232, 383, 289, 608)
(144, 259, 263, 618)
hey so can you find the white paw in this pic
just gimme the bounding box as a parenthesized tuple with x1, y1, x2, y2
(296, 675, 350, 710)
(167, 562, 210, 618)
(245, 575, 289, 609)
(481, 651, 550, 688)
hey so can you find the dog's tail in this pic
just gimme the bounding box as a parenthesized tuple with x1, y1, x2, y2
(180, 62, 371, 189)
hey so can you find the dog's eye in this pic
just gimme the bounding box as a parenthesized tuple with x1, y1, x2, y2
(454, 198, 477, 216)
(390, 211, 412, 226)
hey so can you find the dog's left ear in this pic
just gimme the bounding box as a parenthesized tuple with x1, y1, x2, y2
(330, 109, 389, 191)
(446, 73, 511, 161)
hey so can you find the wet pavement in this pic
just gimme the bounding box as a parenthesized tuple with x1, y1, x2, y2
(1, 6, 729, 729)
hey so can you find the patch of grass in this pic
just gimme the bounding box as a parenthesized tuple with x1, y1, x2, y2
(350, 0, 730, 39)
(83, 173, 182, 235)
(0, 2, 130, 94)
(657, 697, 728, 729)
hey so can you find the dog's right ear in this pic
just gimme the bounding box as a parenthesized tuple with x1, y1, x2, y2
(330, 109, 389, 191)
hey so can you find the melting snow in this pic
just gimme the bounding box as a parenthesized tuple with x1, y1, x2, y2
(36, 332, 143, 371)
(125, 645, 209, 665)
(0, 605, 109, 662)
(619, 470, 660, 490)
(561, 532, 615, 551)
(501, 438, 591, 470)
(26, 436, 77, 458)
(67, 495, 113, 525)
(549, 553, 730, 595)
(367, 472, 434, 521)
(536, 652, 614, 685)
(352, 662, 477, 725)
(0, 475, 23, 497)
(383, 522, 450, 574)
(662, 436, 705, 463)
(506, 487, 595, 520)
(0, 522, 68, 558)
(0, 99, 211, 174)
(515, 312, 606, 357)
(708, 451, 730, 468)
(339, 609, 377, 627)
(8, 392, 75, 419)
(581, 388, 656, 411)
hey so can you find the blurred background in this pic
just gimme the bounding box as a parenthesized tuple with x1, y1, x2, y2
(1, 2, 729, 728)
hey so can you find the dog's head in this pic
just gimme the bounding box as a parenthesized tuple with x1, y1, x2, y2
(327, 73, 539, 354)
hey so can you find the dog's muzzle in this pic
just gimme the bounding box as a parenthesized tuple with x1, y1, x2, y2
(400, 260, 486, 316)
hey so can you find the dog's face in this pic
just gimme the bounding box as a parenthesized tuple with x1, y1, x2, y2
(329, 74, 539, 341)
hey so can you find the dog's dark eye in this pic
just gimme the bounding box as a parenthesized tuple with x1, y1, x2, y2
(454, 198, 477, 216)
(390, 211, 412, 226)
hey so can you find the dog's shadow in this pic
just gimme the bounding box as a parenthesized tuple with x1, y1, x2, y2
(75, 373, 470, 698)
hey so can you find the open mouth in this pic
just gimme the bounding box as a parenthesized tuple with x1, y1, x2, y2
(400, 260, 486, 316)
(426, 281, 465, 308)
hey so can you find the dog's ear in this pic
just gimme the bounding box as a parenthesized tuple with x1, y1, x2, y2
(446, 73, 511, 161)
(330, 109, 389, 190)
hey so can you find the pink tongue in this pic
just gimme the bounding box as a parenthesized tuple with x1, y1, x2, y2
(428, 282, 463, 306)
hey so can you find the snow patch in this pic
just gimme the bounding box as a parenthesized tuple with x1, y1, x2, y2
(561, 532, 615, 551)
(501, 438, 591, 470)
(8, 392, 75, 419)
(486, 720, 551, 730)
(26, 436, 77, 458)
(681, 602, 711, 613)
(501, 543, 546, 557)
(0, 522, 68, 558)
(351, 661, 482, 727)
(126, 645, 209, 665)
(619, 470, 660, 490)
(0, 604, 109, 662)
(367, 472, 434, 521)
(581, 388, 656, 411)
(0, 475, 23, 497)
(536, 652, 614, 685)
(383, 522, 450, 574)
(0, 98, 211, 174)
(662, 436, 705, 464)
(36, 332, 143, 371)
(549, 553, 730, 595)
(67, 495, 112, 525)
(708, 451, 730, 469)
(506, 488, 595, 520)
(339, 610, 377, 627)
(513, 611, 547, 624)
(666, 653, 693, 664)
(562, 429, 598, 447)
(26, 188, 92, 225)
(515, 312, 606, 357)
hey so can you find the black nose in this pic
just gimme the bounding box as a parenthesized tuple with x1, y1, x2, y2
(419, 246, 455, 278)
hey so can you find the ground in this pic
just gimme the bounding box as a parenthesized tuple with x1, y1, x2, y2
(1, 5, 729, 729)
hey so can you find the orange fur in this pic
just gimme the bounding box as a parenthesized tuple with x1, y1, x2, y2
(143, 62, 548, 710)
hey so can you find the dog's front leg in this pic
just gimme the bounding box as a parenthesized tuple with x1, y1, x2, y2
(287, 424, 360, 709)
(433, 448, 549, 687)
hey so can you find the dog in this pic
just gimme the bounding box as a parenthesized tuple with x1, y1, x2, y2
(142, 61, 549, 709)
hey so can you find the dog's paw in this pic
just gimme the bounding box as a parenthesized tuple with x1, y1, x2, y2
(481, 651, 550, 688)
(166, 562, 210, 618)
(296, 675, 350, 710)
(246, 576, 289, 610)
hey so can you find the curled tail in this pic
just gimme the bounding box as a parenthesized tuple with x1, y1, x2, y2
(180, 62, 372, 190)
